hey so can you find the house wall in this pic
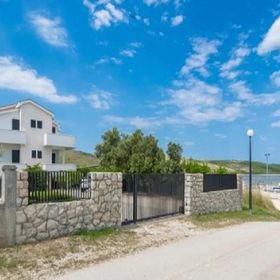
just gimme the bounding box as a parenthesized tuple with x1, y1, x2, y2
(19, 103, 53, 166)
(184, 174, 243, 215)
(0, 110, 19, 130)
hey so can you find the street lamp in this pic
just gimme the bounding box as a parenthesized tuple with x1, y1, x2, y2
(265, 153, 270, 191)
(247, 129, 254, 213)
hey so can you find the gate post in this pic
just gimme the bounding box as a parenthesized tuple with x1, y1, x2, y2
(0, 165, 17, 247)
(133, 174, 137, 223)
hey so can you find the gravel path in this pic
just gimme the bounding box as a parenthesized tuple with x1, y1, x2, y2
(56, 222, 280, 280)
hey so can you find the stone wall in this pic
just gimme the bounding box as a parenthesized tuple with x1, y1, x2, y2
(16, 172, 122, 244)
(184, 174, 242, 215)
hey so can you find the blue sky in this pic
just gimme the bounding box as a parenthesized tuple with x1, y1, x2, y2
(1, 0, 280, 163)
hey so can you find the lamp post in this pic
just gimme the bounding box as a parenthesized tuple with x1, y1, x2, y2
(265, 153, 270, 191)
(247, 129, 254, 213)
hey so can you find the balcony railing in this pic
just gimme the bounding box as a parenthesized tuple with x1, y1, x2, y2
(0, 129, 26, 145)
(44, 133, 75, 149)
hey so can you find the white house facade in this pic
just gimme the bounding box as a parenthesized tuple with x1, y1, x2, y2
(0, 100, 76, 171)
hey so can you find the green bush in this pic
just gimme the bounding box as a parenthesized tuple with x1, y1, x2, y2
(183, 160, 211, 174)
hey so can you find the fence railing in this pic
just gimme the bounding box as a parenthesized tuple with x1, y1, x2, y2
(203, 174, 237, 192)
(28, 171, 91, 204)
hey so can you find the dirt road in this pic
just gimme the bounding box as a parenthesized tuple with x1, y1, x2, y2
(56, 222, 280, 280)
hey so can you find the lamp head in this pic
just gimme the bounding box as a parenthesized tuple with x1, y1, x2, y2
(247, 129, 254, 137)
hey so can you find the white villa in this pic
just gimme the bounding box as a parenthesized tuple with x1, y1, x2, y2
(0, 100, 76, 171)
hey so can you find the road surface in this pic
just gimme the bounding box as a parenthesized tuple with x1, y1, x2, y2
(56, 222, 280, 280)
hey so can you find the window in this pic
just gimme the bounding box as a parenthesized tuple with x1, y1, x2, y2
(52, 126, 56, 134)
(37, 150, 42, 159)
(31, 119, 36, 128)
(12, 119, 20, 130)
(31, 150, 36, 159)
(52, 153, 56, 164)
(12, 150, 20, 163)
(37, 120, 43, 129)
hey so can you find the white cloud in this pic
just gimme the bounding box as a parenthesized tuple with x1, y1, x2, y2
(220, 46, 250, 80)
(214, 133, 227, 139)
(257, 16, 280, 55)
(180, 38, 221, 77)
(143, 18, 150, 26)
(161, 12, 168, 23)
(229, 80, 280, 105)
(171, 15, 184, 27)
(83, 0, 127, 30)
(0, 56, 77, 103)
(96, 56, 122, 65)
(271, 120, 280, 128)
(85, 88, 115, 110)
(184, 141, 195, 146)
(29, 12, 69, 47)
(164, 78, 242, 124)
(104, 115, 161, 129)
(270, 70, 280, 87)
(120, 41, 142, 58)
(120, 49, 136, 57)
(143, 0, 169, 6)
(272, 109, 280, 117)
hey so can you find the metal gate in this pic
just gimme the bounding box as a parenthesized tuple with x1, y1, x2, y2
(122, 174, 185, 224)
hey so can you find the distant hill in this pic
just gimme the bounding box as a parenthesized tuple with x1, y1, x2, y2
(64, 150, 99, 168)
(201, 160, 280, 174)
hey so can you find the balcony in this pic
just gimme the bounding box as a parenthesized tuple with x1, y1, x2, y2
(42, 164, 77, 171)
(0, 129, 26, 145)
(44, 133, 75, 149)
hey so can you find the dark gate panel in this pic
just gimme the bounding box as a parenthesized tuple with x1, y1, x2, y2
(122, 174, 184, 224)
(203, 174, 237, 192)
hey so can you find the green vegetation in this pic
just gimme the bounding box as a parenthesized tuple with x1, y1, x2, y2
(183, 160, 211, 174)
(191, 190, 280, 228)
(95, 128, 183, 174)
(64, 150, 99, 168)
(73, 228, 118, 242)
(24, 163, 42, 172)
(29, 190, 73, 203)
(205, 160, 280, 174)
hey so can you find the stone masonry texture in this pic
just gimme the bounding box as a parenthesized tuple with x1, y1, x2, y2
(15, 172, 122, 244)
(184, 174, 242, 215)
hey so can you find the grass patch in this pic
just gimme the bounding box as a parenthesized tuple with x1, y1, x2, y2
(72, 228, 118, 242)
(191, 190, 280, 228)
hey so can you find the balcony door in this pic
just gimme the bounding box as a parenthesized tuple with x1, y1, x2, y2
(52, 153, 56, 164)
(12, 150, 20, 163)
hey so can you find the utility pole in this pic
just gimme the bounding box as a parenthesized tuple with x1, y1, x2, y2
(265, 153, 270, 191)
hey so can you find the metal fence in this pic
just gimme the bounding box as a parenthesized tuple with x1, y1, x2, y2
(122, 174, 185, 224)
(28, 171, 91, 204)
(203, 174, 237, 192)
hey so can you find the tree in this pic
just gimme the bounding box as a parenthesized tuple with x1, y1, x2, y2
(164, 142, 183, 173)
(183, 160, 211, 174)
(95, 128, 166, 173)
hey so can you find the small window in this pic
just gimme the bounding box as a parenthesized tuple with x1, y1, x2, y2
(31, 119, 36, 128)
(31, 150, 36, 159)
(12, 150, 20, 163)
(12, 119, 20, 130)
(52, 126, 56, 134)
(37, 120, 43, 129)
(37, 150, 42, 159)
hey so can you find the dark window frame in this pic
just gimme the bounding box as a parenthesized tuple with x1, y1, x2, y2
(37, 120, 43, 129)
(12, 119, 20, 130)
(31, 150, 37, 159)
(52, 126, 56, 134)
(31, 119, 36, 128)
(37, 150, 42, 159)
(12, 150, 20, 163)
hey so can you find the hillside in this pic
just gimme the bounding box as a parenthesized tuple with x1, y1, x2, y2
(202, 160, 280, 174)
(64, 150, 99, 168)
